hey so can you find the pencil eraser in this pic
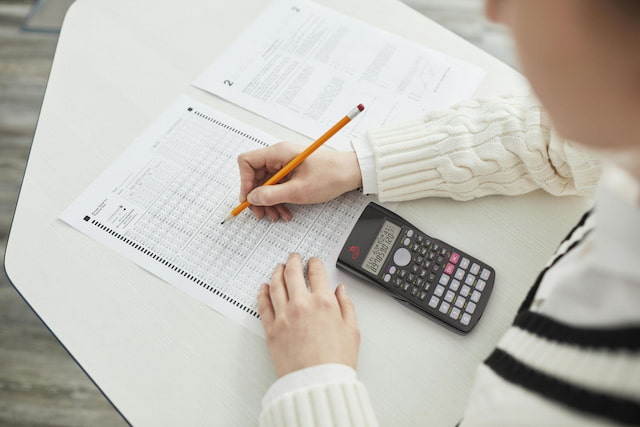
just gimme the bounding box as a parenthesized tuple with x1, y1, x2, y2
(357, 104, 365, 111)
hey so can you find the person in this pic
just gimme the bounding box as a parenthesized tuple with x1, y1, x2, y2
(237, 1, 640, 425)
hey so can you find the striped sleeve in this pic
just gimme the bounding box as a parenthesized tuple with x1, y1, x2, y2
(460, 209, 640, 427)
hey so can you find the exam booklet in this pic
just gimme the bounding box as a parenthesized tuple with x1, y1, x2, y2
(194, 0, 485, 150)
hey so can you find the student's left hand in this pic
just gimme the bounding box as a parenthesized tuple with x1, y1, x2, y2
(258, 253, 361, 377)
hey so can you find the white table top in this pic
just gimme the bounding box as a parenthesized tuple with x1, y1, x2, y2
(5, 0, 593, 425)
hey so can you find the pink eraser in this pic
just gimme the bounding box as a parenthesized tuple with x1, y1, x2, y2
(357, 104, 365, 111)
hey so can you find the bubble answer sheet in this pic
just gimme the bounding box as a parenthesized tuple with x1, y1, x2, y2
(59, 95, 371, 336)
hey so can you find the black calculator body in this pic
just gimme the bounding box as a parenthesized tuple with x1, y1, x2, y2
(337, 202, 494, 334)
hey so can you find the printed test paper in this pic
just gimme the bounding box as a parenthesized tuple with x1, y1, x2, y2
(193, 0, 485, 150)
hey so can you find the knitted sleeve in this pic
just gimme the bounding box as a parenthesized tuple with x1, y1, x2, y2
(365, 96, 601, 202)
(259, 379, 379, 427)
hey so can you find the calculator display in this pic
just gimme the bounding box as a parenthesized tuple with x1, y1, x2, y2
(362, 221, 401, 275)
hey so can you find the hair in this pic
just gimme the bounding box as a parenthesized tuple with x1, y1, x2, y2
(605, 0, 640, 22)
(612, 0, 640, 16)
(586, 0, 640, 39)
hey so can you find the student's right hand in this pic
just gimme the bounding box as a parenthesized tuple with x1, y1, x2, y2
(237, 142, 363, 221)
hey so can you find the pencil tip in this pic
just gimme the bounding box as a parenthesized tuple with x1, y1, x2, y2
(221, 214, 234, 225)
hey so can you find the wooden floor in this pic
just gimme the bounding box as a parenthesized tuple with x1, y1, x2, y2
(0, 0, 515, 425)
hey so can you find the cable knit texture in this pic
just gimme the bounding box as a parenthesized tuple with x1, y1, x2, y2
(367, 96, 601, 201)
(260, 380, 378, 427)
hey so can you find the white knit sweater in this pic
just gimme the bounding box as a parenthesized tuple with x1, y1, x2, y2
(259, 97, 640, 426)
(353, 96, 600, 201)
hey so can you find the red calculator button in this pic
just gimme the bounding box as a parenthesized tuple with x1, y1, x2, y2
(450, 252, 460, 264)
(444, 263, 455, 275)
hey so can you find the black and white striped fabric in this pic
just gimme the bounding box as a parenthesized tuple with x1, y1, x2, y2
(467, 208, 640, 426)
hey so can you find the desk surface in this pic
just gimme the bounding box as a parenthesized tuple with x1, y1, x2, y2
(5, 0, 592, 425)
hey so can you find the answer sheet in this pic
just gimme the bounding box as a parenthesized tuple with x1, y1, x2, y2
(60, 96, 370, 335)
(194, 0, 485, 150)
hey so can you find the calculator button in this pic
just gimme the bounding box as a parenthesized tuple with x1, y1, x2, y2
(476, 279, 486, 291)
(427, 251, 436, 261)
(399, 269, 407, 278)
(438, 274, 450, 286)
(402, 283, 411, 292)
(411, 243, 420, 252)
(423, 260, 433, 270)
(428, 296, 439, 308)
(480, 268, 491, 280)
(416, 235, 424, 243)
(416, 278, 425, 288)
(436, 255, 445, 265)
(464, 274, 476, 286)
(460, 285, 471, 297)
(419, 247, 428, 257)
(393, 248, 412, 267)
(419, 268, 427, 278)
(444, 263, 455, 275)
(424, 239, 432, 248)
(432, 243, 440, 251)
(416, 255, 424, 264)
(434, 285, 445, 297)
(408, 273, 416, 283)
(403, 238, 410, 246)
(419, 291, 428, 300)
(427, 273, 437, 283)
(449, 279, 460, 292)
(461, 313, 471, 326)
(388, 266, 397, 275)
(450, 252, 460, 264)
(432, 264, 441, 274)
(471, 290, 481, 303)
(411, 286, 420, 297)
(383, 274, 391, 283)
(439, 247, 448, 257)
(466, 301, 476, 314)
(394, 278, 402, 287)
(454, 268, 465, 280)
(460, 257, 470, 269)
(445, 290, 455, 302)
(455, 295, 466, 308)
(407, 230, 414, 238)
(470, 263, 481, 275)
(439, 301, 450, 314)
(411, 264, 420, 273)
(450, 307, 461, 320)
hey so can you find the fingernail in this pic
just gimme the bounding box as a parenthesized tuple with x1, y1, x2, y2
(339, 284, 347, 294)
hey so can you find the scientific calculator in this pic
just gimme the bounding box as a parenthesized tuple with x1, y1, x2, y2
(337, 202, 494, 334)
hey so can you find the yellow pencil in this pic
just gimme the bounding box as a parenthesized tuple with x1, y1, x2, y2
(222, 104, 365, 224)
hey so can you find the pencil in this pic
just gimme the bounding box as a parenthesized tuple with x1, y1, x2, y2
(222, 104, 365, 224)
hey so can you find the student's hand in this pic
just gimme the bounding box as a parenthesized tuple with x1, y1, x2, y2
(258, 253, 360, 377)
(237, 142, 362, 221)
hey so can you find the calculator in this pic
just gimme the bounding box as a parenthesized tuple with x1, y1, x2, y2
(337, 202, 494, 334)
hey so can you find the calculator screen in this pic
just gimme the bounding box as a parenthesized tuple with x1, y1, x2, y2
(362, 220, 401, 275)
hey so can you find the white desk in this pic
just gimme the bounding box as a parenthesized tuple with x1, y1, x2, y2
(5, 0, 593, 425)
